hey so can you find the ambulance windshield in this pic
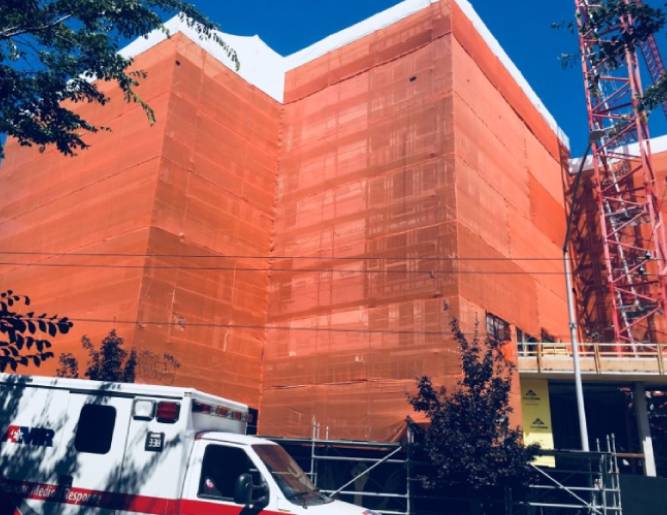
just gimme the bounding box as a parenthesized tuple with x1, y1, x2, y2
(253, 444, 331, 506)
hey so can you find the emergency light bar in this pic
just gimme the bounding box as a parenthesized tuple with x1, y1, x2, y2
(132, 400, 181, 423)
(192, 400, 248, 422)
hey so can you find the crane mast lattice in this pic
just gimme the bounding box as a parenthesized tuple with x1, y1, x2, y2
(574, 0, 667, 343)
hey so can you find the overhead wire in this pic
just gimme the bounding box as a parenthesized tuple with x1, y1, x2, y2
(0, 260, 663, 278)
(0, 249, 663, 263)
(0, 260, 603, 276)
(8, 315, 569, 340)
(0, 250, 566, 261)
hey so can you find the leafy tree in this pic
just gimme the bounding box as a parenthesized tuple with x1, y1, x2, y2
(408, 318, 539, 513)
(0, 289, 72, 372)
(580, 1, 665, 66)
(0, 0, 238, 158)
(555, 0, 667, 111)
(55, 350, 78, 378)
(57, 329, 179, 383)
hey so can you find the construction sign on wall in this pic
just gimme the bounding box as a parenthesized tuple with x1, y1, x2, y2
(521, 378, 555, 467)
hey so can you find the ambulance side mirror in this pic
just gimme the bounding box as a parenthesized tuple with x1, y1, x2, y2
(234, 473, 269, 509)
(253, 481, 269, 509)
(234, 473, 253, 506)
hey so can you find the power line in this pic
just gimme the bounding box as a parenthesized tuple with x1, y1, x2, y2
(59, 316, 571, 340)
(0, 249, 662, 263)
(0, 313, 575, 339)
(1, 261, 663, 279)
(0, 250, 570, 261)
(73, 317, 448, 335)
(0, 314, 499, 338)
(0, 261, 585, 276)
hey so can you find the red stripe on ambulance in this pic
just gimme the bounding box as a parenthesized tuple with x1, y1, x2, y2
(1, 477, 286, 514)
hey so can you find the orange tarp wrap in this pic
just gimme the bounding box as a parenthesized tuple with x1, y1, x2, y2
(0, 33, 281, 406)
(0, 0, 568, 441)
(649, 148, 667, 342)
(261, 0, 568, 440)
(654, 149, 667, 233)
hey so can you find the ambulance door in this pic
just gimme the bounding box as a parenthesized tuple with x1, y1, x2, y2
(119, 397, 189, 506)
(0, 384, 70, 514)
(179, 442, 289, 514)
(59, 393, 134, 513)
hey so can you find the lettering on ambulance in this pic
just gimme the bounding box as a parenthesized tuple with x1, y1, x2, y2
(0, 478, 288, 514)
(3, 425, 54, 447)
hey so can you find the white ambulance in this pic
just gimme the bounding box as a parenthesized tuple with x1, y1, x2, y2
(0, 374, 378, 515)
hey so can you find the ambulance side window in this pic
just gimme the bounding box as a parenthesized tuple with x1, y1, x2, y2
(74, 405, 116, 454)
(198, 445, 257, 501)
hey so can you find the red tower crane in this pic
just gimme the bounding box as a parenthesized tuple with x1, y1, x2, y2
(573, 0, 667, 344)
(638, 33, 667, 119)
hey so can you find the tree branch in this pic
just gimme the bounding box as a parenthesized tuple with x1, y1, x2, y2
(0, 14, 72, 40)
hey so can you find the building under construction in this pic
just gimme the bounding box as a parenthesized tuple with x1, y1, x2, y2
(2, 0, 667, 489)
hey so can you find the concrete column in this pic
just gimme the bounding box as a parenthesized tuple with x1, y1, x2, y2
(633, 383, 657, 477)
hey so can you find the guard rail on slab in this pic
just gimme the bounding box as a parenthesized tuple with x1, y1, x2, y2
(517, 341, 667, 377)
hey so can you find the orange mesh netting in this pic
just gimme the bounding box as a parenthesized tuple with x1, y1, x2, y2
(0, 34, 281, 406)
(260, 0, 568, 441)
(0, 0, 569, 441)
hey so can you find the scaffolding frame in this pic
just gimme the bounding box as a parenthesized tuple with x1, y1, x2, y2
(272, 434, 411, 515)
(525, 436, 623, 514)
(270, 426, 625, 515)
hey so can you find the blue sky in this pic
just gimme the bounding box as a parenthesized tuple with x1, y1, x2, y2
(188, 0, 667, 154)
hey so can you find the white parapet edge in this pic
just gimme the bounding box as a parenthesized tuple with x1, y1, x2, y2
(569, 133, 667, 173)
(648, 133, 667, 155)
(452, 0, 569, 149)
(282, 0, 439, 70)
(119, 0, 570, 148)
(119, 16, 288, 101)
